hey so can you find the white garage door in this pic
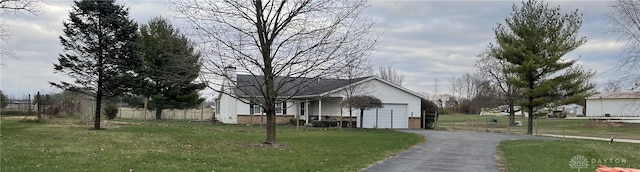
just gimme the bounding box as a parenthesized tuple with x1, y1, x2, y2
(359, 104, 408, 129)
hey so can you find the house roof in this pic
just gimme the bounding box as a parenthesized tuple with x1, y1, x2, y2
(586, 92, 640, 100)
(233, 74, 370, 97)
(320, 76, 429, 100)
(232, 75, 428, 100)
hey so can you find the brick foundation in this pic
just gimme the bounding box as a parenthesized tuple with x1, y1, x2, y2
(408, 117, 421, 129)
(237, 114, 296, 125)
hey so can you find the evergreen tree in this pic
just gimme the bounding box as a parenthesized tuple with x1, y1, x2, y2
(490, 0, 594, 134)
(135, 17, 205, 120)
(52, 0, 140, 129)
(0, 90, 8, 109)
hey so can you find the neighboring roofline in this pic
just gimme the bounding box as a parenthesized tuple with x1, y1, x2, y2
(585, 92, 640, 100)
(585, 97, 640, 100)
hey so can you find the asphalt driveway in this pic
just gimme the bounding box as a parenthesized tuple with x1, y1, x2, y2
(361, 130, 551, 172)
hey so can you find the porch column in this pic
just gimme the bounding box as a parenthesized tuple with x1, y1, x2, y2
(318, 99, 322, 121)
(305, 100, 309, 124)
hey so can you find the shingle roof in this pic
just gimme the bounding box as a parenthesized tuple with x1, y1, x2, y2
(586, 92, 640, 99)
(233, 74, 370, 97)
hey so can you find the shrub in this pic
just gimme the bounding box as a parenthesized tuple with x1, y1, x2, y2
(438, 109, 452, 115)
(104, 104, 118, 120)
(311, 121, 338, 127)
(341, 121, 357, 128)
(457, 100, 480, 114)
(289, 118, 305, 125)
(421, 99, 438, 114)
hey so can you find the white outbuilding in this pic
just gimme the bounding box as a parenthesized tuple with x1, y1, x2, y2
(585, 92, 640, 117)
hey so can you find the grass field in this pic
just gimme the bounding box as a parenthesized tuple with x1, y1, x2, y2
(0, 117, 423, 172)
(499, 139, 640, 172)
(435, 114, 640, 139)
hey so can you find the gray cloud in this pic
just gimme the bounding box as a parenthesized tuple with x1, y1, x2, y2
(366, 1, 626, 95)
(0, 0, 629, 99)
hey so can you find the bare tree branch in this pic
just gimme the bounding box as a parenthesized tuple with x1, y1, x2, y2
(609, 0, 640, 85)
(172, 0, 377, 143)
(0, 0, 42, 15)
(377, 65, 404, 86)
(0, 0, 43, 61)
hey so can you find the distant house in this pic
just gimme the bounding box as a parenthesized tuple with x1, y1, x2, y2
(556, 103, 584, 116)
(214, 67, 427, 128)
(585, 92, 640, 117)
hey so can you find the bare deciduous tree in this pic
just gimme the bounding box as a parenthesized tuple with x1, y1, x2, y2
(475, 50, 521, 125)
(461, 73, 481, 100)
(602, 79, 623, 93)
(610, 0, 640, 87)
(449, 73, 482, 101)
(0, 0, 42, 15)
(172, 0, 376, 144)
(377, 65, 404, 86)
(1, 0, 43, 60)
(336, 49, 375, 128)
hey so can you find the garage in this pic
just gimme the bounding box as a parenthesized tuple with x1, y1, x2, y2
(358, 104, 408, 128)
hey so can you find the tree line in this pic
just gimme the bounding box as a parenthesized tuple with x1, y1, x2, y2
(449, 0, 640, 135)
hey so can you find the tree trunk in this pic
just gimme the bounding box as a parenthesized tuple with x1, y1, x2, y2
(527, 101, 534, 135)
(526, 79, 534, 135)
(155, 102, 162, 120)
(94, 87, 102, 130)
(254, 0, 277, 144)
(349, 106, 353, 128)
(359, 109, 364, 128)
(36, 92, 42, 122)
(94, 58, 103, 129)
(508, 104, 515, 126)
(265, 106, 276, 144)
(94, 20, 104, 130)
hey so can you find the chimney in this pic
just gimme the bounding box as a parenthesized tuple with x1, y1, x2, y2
(224, 66, 237, 82)
(223, 66, 237, 94)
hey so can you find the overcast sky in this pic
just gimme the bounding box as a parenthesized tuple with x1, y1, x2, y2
(0, 0, 630, 100)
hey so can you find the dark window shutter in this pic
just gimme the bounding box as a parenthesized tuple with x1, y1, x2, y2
(282, 101, 287, 114)
(250, 103, 254, 114)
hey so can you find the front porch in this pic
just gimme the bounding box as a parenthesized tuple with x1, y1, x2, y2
(295, 96, 361, 124)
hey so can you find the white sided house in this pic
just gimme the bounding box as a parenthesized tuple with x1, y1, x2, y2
(214, 67, 427, 129)
(585, 92, 640, 117)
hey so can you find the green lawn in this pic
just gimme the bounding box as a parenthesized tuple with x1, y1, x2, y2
(435, 114, 640, 139)
(0, 117, 423, 172)
(499, 139, 640, 172)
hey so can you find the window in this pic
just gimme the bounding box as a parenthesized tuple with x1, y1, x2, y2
(250, 102, 262, 114)
(300, 102, 306, 116)
(253, 105, 262, 114)
(275, 101, 283, 114)
(275, 101, 287, 114)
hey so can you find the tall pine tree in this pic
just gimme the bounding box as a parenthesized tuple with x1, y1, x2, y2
(490, 0, 594, 134)
(52, 0, 140, 129)
(136, 17, 205, 120)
